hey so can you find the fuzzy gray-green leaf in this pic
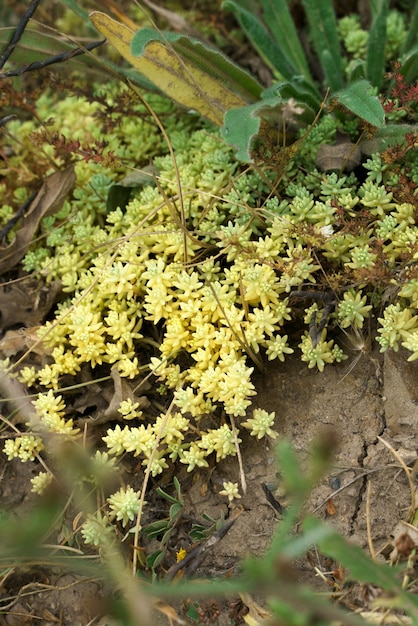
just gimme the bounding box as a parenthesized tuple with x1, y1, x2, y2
(333, 80, 385, 127)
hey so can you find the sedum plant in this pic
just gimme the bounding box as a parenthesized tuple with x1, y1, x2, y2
(2, 76, 418, 500)
(1, 2, 418, 581)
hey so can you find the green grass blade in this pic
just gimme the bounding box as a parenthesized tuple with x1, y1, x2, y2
(222, 0, 300, 81)
(304, 516, 418, 622)
(401, 44, 418, 83)
(260, 0, 312, 81)
(366, 0, 389, 89)
(300, 0, 344, 92)
(60, 0, 92, 24)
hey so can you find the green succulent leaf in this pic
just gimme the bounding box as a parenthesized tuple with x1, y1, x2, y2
(333, 80, 385, 128)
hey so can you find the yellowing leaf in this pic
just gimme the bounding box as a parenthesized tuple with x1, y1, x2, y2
(89, 11, 249, 126)
(89, 12, 140, 71)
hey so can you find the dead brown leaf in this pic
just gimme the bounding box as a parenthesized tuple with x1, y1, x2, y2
(316, 132, 361, 172)
(0, 277, 61, 331)
(76, 365, 150, 426)
(0, 326, 51, 357)
(0, 165, 75, 274)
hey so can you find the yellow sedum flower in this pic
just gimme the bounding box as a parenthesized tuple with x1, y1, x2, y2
(107, 485, 141, 527)
(33, 390, 79, 436)
(241, 409, 278, 439)
(31, 471, 53, 495)
(219, 481, 241, 503)
(3, 435, 44, 462)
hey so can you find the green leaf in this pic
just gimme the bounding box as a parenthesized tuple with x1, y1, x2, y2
(360, 124, 418, 154)
(272, 78, 321, 119)
(401, 44, 418, 84)
(277, 440, 308, 497)
(366, 0, 389, 89)
(173, 476, 183, 503)
(333, 80, 385, 127)
(156, 486, 181, 505)
(143, 520, 168, 539)
(221, 96, 308, 161)
(401, 2, 418, 54)
(280, 523, 336, 559)
(345, 58, 366, 83)
(259, 0, 312, 81)
(320, 48, 345, 93)
(146, 549, 164, 570)
(169, 502, 183, 522)
(221, 102, 264, 162)
(301, 0, 344, 92)
(303, 516, 402, 589)
(222, 0, 300, 81)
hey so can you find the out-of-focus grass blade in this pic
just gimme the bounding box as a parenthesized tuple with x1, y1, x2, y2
(0, 26, 154, 88)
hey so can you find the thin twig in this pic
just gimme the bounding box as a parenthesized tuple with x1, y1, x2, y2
(366, 479, 376, 560)
(230, 416, 247, 495)
(0, 0, 41, 69)
(1, 39, 105, 78)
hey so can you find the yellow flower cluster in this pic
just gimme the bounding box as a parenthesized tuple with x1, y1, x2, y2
(3, 435, 44, 462)
(3, 390, 79, 471)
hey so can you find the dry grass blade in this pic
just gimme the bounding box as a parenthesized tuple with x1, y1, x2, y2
(377, 436, 416, 522)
